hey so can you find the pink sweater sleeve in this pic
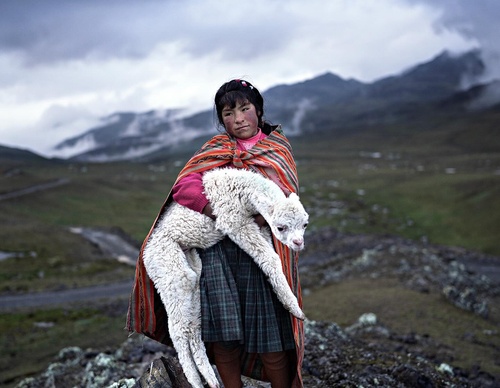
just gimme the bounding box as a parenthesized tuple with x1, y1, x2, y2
(171, 172, 209, 213)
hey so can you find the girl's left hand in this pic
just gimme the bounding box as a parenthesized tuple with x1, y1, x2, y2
(253, 214, 267, 228)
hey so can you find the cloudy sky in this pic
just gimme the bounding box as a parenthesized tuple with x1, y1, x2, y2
(0, 0, 498, 156)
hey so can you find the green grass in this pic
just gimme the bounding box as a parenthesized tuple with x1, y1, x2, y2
(294, 136, 500, 255)
(0, 162, 177, 241)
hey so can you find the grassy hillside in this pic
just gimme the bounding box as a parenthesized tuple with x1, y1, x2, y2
(294, 105, 500, 254)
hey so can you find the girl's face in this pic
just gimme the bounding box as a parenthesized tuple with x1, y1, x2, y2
(222, 100, 260, 139)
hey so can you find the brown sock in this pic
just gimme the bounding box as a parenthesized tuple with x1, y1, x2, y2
(212, 342, 243, 388)
(260, 351, 292, 388)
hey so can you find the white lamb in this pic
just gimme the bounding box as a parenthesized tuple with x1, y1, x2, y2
(143, 168, 309, 388)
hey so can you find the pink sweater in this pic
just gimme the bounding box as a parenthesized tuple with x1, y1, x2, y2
(172, 129, 268, 213)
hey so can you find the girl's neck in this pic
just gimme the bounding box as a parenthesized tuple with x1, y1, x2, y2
(236, 128, 263, 150)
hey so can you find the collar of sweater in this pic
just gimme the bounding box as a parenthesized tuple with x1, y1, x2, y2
(236, 128, 266, 150)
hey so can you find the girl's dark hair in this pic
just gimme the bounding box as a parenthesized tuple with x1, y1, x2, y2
(214, 79, 265, 128)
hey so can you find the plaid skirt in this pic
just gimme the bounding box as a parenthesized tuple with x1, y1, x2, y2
(199, 237, 296, 353)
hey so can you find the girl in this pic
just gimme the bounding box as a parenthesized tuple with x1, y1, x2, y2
(128, 79, 304, 387)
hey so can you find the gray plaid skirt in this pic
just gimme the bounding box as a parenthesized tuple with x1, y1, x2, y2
(198, 237, 295, 353)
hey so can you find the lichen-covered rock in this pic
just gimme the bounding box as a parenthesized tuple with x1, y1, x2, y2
(14, 337, 170, 388)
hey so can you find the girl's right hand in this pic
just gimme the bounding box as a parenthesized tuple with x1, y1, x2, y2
(203, 203, 216, 220)
(253, 214, 267, 228)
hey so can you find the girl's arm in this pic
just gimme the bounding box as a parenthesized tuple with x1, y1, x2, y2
(172, 173, 210, 214)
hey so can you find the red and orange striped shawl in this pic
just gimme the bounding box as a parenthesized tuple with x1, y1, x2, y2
(126, 127, 304, 386)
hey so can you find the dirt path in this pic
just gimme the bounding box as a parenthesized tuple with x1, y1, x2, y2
(0, 178, 70, 201)
(0, 279, 133, 311)
(0, 225, 139, 312)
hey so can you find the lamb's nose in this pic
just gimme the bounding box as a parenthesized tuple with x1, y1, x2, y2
(293, 238, 304, 247)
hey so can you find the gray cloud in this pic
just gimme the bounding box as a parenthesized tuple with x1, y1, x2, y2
(6, 0, 495, 75)
(0, 0, 179, 64)
(408, 0, 500, 81)
(0, 0, 290, 66)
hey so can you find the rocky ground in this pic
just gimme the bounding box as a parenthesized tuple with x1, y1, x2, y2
(14, 228, 500, 387)
(301, 229, 500, 318)
(13, 316, 499, 388)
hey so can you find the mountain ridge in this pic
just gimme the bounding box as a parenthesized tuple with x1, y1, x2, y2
(1, 49, 498, 163)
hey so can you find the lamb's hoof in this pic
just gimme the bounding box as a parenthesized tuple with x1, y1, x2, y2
(292, 308, 306, 321)
(203, 373, 220, 388)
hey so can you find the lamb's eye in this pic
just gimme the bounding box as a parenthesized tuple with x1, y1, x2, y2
(277, 226, 286, 232)
(303, 223, 308, 229)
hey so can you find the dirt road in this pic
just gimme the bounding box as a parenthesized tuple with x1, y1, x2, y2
(0, 279, 133, 311)
(0, 178, 71, 201)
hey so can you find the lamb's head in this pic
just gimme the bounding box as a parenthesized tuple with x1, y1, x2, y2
(268, 193, 309, 251)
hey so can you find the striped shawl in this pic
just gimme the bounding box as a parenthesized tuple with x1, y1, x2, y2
(126, 127, 304, 386)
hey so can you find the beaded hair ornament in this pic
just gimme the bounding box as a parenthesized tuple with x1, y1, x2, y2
(236, 79, 254, 89)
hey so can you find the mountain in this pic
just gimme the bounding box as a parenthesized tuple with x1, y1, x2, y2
(52, 50, 495, 162)
(368, 50, 485, 103)
(53, 109, 214, 162)
(0, 145, 59, 169)
(298, 50, 488, 133)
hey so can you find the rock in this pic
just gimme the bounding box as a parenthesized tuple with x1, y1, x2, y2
(390, 364, 434, 388)
(442, 285, 489, 318)
(133, 356, 191, 388)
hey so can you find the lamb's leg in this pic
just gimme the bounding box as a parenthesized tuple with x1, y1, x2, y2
(143, 242, 218, 388)
(185, 249, 220, 387)
(167, 307, 205, 388)
(224, 221, 305, 320)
